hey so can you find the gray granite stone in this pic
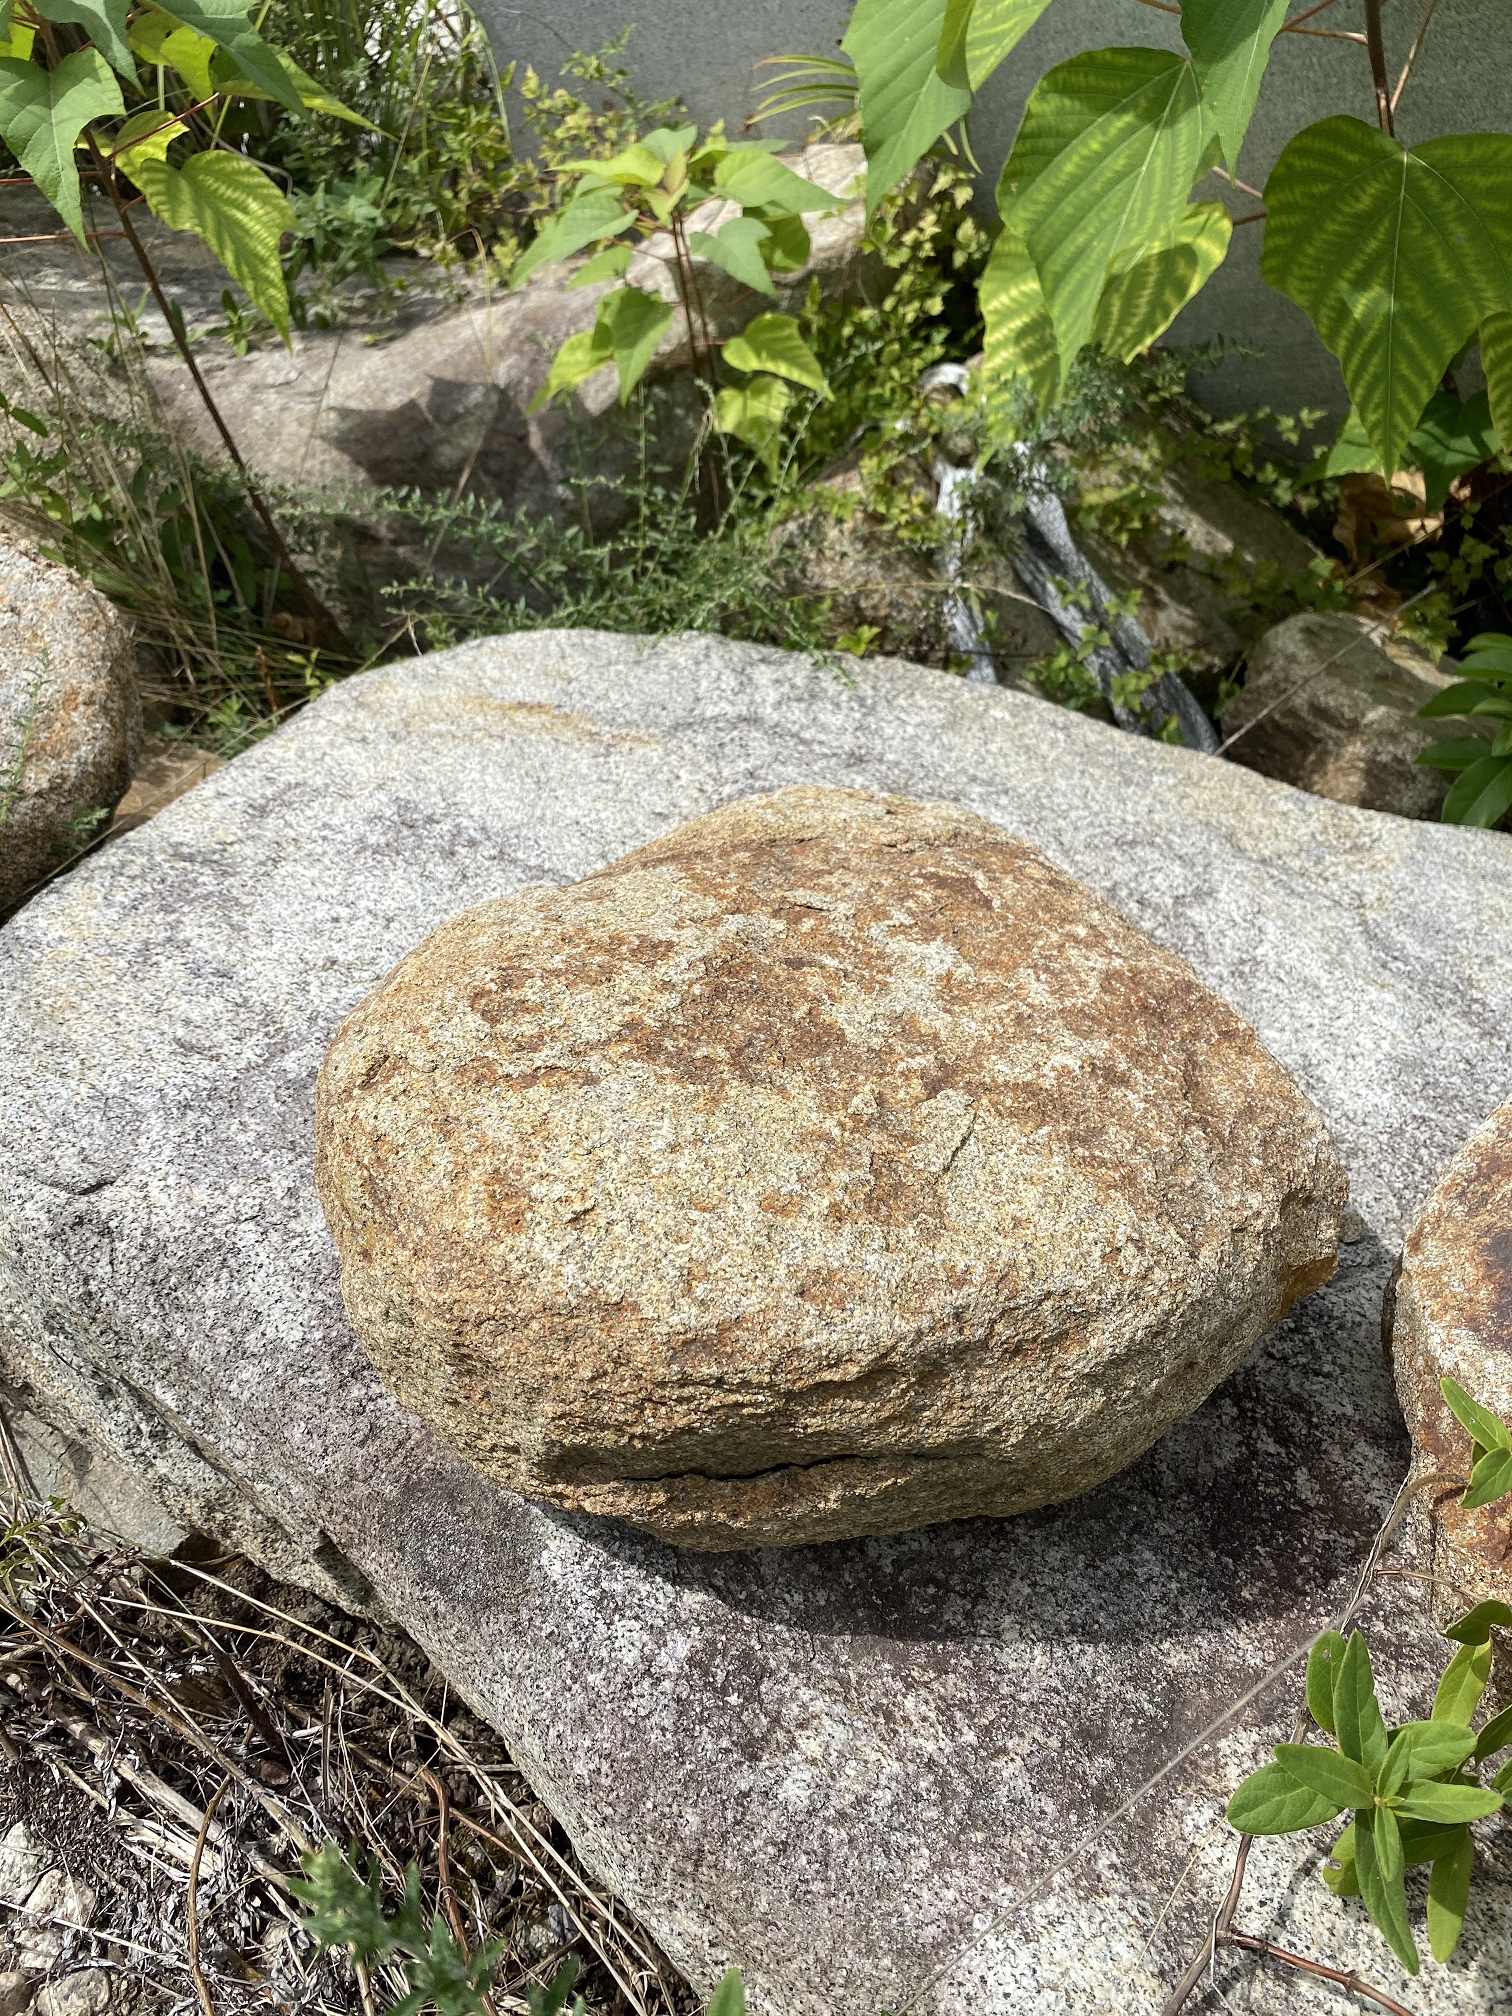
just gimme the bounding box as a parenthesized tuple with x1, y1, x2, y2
(2, 632, 1512, 2013)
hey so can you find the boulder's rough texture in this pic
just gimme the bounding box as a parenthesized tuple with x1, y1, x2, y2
(0, 543, 139, 912)
(3, 633, 1512, 2012)
(1220, 611, 1473, 817)
(318, 785, 1345, 1548)
(1389, 1099, 1512, 1606)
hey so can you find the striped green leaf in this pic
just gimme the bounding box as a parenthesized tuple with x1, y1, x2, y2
(1262, 119, 1512, 475)
(843, 0, 972, 211)
(155, 0, 301, 111)
(1092, 199, 1231, 362)
(1180, 0, 1287, 171)
(1482, 312, 1512, 457)
(132, 150, 294, 340)
(979, 223, 1059, 423)
(998, 48, 1210, 395)
(938, 0, 1054, 91)
(28, 0, 135, 83)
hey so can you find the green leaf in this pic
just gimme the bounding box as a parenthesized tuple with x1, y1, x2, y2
(1418, 735, 1498, 771)
(568, 242, 633, 289)
(1395, 1780, 1503, 1824)
(1474, 1702, 1512, 1763)
(594, 285, 675, 404)
(1325, 1817, 1469, 1896)
(1334, 1633, 1389, 1776)
(1464, 1443, 1512, 1506)
(132, 150, 294, 341)
(511, 190, 636, 287)
(938, 0, 1054, 92)
(1179, 0, 1287, 171)
(1427, 1827, 1474, 1963)
(526, 1959, 579, 2016)
(1322, 1818, 1360, 1895)
(1262, 121, 1512, 475)
(714, 375, 793, 471)
(129, 9, 216, 100)
(713, 146, 842, 215)
(1441, 1376, 1512, 1450)
(28, 0, 135, 83)
(1418, 681, 1504, 719)
(1307, 1630, 1347, 1735)
(1443, 754, 1512, 827)
(527, 325, 613, 412)
(1091, 200, 1231, 363)
(980, 223, 1059, 423)
(1482, 311, 1512, 455)
(565, 141, 669, 189)
(1225, 1759, 1344, 1835)
(1272, 1742, 1375, 1810)
(999, 48, 1209, 395)
(0, 13, 33, 59)
(1356, 1806, 1420, 1976)
(1380, 1720, 1476, 1795)
(706, 1970, 744, 2016)
(1460, 634, 1512, 680)
(1411, 389, 1500, 510)
(155, 0, 302, 110)
(288, 1842, 399, 1961)
(210, 47, 369, 126)
(690, 217, 776, 297)
(1445, 1601, 1512, 1645)
(757, 212, 811, 272)
(1433, 1637, 1493, 1726)
(723, 312, 827, 392)
(1496, 1756, 1512, 1792)
(844, 0, 973, 211)
(0, 49, 123, 243)
(110, 107, 187, 178)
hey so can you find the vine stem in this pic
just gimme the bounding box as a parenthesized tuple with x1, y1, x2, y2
(1363, 0, 1396, 134)
(83, 134, 351, 658)
(1223, 1930, 1418, 2014)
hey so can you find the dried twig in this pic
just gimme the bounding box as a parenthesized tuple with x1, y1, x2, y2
(188, 1779, 230, 2016)
(1222, 1929, 1418, 2015)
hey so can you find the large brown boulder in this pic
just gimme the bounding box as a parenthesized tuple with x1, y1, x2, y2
(1389, 1100, 1512, 1604)
(314, 785, 1346, 1549)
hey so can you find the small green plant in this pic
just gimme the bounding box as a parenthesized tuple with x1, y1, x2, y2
(516, 120, 842, 465)
(1439, 1376, 1512, 1508)
(1417, 636, 1512, 831)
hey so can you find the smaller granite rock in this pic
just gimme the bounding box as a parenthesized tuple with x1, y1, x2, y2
(1219, 610, 1479, 818)
(0, 544, 138, 912)
(1389, 1098, 1512, 1605)
(316, 784, 1347, 1549)
(9, 1871, 94, 1970)
(34, 1971, 111, 2016)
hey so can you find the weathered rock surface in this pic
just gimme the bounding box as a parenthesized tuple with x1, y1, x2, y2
(318, 785, 1345, 1548)
(1221, 611, 1475, 818)
(3, 633, 1512, 2011)
(0, 542, 139, 913)
(1389, 1098, 1512, 1606)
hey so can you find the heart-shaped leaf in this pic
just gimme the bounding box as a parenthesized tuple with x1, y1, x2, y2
(723, 313, 826, 393)
(1179, 0, 1287, 171)
(0, 48, 123, 242)
(131, 149, 294, 340)
(938, 0, 1054, 91)
(844, 0, 972, 211)
(1090, 199, 1231, 363)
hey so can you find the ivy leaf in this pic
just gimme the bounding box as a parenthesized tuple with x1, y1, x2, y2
(593, 285, 675, 404)
(1355, 1806, 1419, 1975)
(1440, 1375, 1512, 1452)
(154, 0, 302, 111)
(0, 49, 124, 243)
(1427, 1827, 1474, 1964)
(723, 313, 826, 392)
(1482, 312, 1512, 457)
(1462, 1443, 1512, 1508)
(690, 217, 776, 297)
(131, 150, 294, 341)
(980, 223, 1059, 422)
(1224, 1759, 1344, 1835)
(706, 1970, 744, 2016)
(712, 146, 841, 215)
(1395, 1779, 1504, 1824)
(1091, 199, 1231, 363)
(1445, 1600, 1512, 1646)
(511, 190, 636, 287)
(1433, 1636, 1493, 1725)
(998, 48, 1209, 395)
(1333, 1632, 1389, 1776)
(843, 0, 973, 212)
(1261, 120, 1512, 475)
(937, 0, 1054, 92)
(1179, 0, 1288, 171)
(1307, 1630, 1347, 1735)
(1272, 1742, 1375, 1810)
(714, 375, 793, 472)
(28, 0, 135, 83)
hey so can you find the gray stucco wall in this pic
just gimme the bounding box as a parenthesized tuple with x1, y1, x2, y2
(476, 2, 1510, 421)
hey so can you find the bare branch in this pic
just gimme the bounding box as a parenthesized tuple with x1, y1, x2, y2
(1392, 0, 1441, 111)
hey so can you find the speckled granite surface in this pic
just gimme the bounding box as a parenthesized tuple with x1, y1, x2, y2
(2, 631, 1511, 2012)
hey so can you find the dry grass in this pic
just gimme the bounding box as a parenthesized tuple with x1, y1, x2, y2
(0, 1427, 692, 2016)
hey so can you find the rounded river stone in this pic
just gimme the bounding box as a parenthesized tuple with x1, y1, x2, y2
(314, 785, 1347, 1548)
